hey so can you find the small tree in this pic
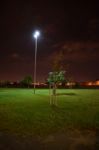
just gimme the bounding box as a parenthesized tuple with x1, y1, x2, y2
(47, 71, 66, 106)
(20, 76, 33, 88)
(47, 51, 67, 106)
(4, 80, 10, 88)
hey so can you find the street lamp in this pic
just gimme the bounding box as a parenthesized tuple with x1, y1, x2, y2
(33, 30, 40, 94)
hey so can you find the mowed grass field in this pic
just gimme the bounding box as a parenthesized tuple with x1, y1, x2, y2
(0, 88, 99, 136)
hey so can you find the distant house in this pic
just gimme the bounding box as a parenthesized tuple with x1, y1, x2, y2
(86, 81, 93, 86)
(94, 80, 99, 86)
(85, 80, 99, 86)
(80, 80, 99, 87)
(80, 81, 93, 86)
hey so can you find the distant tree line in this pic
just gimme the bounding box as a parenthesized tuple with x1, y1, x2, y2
(0, 79, 99, 89)
(0, 76, 33, 88)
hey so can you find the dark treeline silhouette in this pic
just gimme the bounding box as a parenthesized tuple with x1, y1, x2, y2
(0, 80, 99, 89)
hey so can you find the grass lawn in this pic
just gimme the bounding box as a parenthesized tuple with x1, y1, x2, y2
(0, 88, 99, 136)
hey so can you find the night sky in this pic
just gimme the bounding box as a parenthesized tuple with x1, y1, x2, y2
(0, 0, 99, 82)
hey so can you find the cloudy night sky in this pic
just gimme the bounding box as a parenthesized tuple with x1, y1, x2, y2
(0, 0, 99, 82)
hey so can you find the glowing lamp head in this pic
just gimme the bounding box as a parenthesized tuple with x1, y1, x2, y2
(34, 31, 40, 39)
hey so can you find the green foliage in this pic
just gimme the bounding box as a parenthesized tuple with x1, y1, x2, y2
(47, 71, 66, 84)
(48, 51, 66, 86)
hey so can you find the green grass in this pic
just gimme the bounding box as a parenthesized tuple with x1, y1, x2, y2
(0, 88, 99, 136)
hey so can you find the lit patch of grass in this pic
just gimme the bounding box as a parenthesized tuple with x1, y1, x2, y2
(0, 88, 99, 136)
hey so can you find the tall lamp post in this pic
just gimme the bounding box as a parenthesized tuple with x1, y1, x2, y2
(33, 30, 40, 94)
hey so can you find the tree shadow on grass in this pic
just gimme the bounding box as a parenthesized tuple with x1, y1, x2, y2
(56, 93, 77, 96)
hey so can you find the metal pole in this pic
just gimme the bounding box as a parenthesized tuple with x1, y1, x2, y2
(34, 37, 37, 94)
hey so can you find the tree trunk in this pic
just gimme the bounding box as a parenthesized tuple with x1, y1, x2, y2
(49, 83, 57, 106)
(49, 84, 52, 105)
(52, 83, 57, 106)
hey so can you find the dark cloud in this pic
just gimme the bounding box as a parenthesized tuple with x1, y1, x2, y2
(0, 0, 99, 81)
(56, 41, 99, 63)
